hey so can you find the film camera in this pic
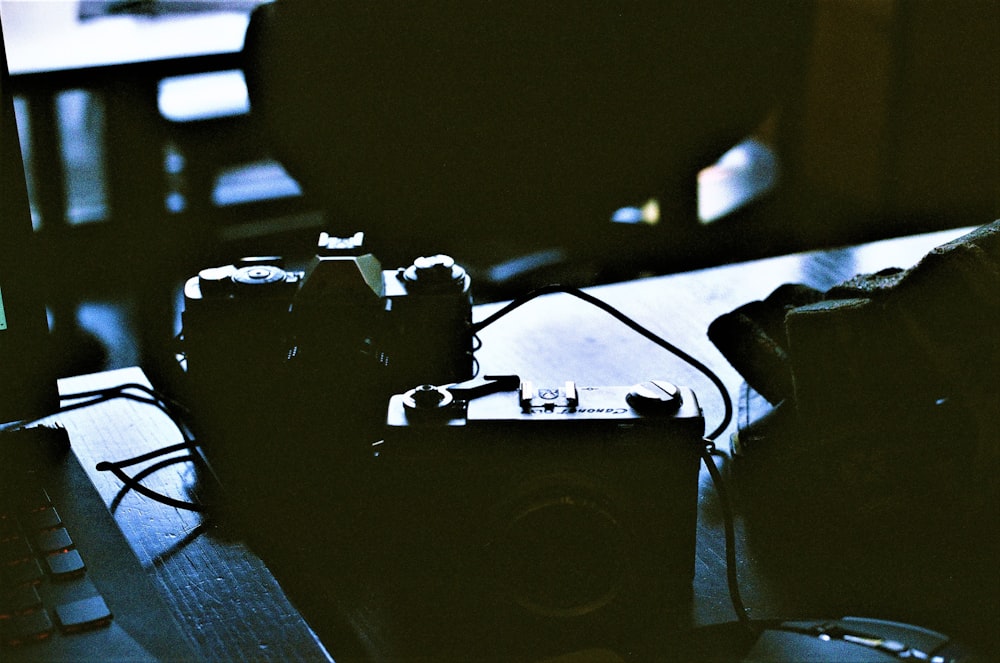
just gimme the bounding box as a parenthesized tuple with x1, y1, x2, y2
(179, 232, 475, 497)
(342, 376, 706, 660)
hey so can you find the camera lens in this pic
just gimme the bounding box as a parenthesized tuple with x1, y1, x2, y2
(493, 484, 630, 618)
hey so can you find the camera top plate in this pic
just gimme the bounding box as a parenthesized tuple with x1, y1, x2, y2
(387, 378, 704, 430)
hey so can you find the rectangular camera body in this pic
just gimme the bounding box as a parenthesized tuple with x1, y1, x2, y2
(182, 232, 473, 398)
(360, 379, 705, 659)
(179, 232, 474, 510)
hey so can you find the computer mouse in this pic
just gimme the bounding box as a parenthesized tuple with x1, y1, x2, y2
(673, 616, 978, 662)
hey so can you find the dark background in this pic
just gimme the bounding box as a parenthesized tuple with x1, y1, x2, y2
(1, 0, 996, 385)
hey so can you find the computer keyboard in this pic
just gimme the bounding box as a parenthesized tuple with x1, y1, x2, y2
(1, 426, 194, 661)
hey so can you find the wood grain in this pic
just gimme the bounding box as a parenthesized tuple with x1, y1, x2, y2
(48, 368, 332, 661)
(39, 226, 973, 658)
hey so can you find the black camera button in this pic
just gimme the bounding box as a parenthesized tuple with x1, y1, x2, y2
(402, 385, 454, 412)
(626, 380, 682, 414)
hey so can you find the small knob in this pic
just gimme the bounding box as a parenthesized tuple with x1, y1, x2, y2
(232, 264, 288, 286)
(402, 254, 467, 289)
(402, 384, 454, 412)
(196, 265, 238, 296)
(626, 380, 682, 414)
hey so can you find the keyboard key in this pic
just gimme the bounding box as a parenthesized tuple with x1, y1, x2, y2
(0, 428, 196, 658)
(56, 595, 113, 633)
(45, 549, 86, 581)
(0, 608, 54, 645)
(23, 507, 62, 532)
(0, 516, 17, 542)
(35, 527, 73, 554)
(1, 537, 32, 565)
(4, 559, 43, 587)
(1, 584, 42, 617)
(17, 489, 52, 514)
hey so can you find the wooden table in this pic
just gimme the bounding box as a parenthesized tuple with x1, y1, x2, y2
(47, 367, 332, 661)
(470, 225, 987, 631)
(44, 226, 985, 660)
(0, 1, 250, 74)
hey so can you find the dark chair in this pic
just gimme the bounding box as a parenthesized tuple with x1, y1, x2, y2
(243, 1, 816, 292)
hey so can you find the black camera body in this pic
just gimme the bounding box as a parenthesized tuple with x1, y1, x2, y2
(180, 232, 475, 499)
(351, 377, 705, 659)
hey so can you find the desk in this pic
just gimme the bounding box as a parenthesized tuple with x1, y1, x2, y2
(49, 366, 332, 661)
(2, 0, 310, 384)
(45, 226, 987, 660)
(0, 1, 250, 74)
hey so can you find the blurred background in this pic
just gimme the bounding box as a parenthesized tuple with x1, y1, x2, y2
(0, 0, 996, 384)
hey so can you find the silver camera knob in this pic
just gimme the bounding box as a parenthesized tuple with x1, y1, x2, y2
(626, 380, 682, 414)
(402, 255, 467, 289)
(402, 384, 455, 412)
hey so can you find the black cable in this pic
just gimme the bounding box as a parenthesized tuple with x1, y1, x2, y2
(473, 284, 734, 440)
(66, 389, 204, 512)
(98, 453, 204, 513)
(475, 284, 749, 626)
(701, 448, 751, 628)
(97, 439, 198, 470)
(6, 382, 190, 436)
(4, 386, 153, 432)
(55, 391, 159, 417)
(7, 380, 207, 512)
(61, 382, 191, 424)
(107, 452, 198, 514)
(27, 289, 750, 622)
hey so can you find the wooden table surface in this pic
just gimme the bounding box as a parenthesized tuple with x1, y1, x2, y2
(469, 225, 980, 630)
(43, 226, 979, 660)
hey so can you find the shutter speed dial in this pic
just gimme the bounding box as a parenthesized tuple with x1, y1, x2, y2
(626, 380, 682, 414)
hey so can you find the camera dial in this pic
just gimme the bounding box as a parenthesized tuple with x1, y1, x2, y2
(402, 254, 467, 290)
(194, 265, 239, 297)
(233, 264, 289, 287)
(402, 384, 455, 412)
(626, 380, 682, 414)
